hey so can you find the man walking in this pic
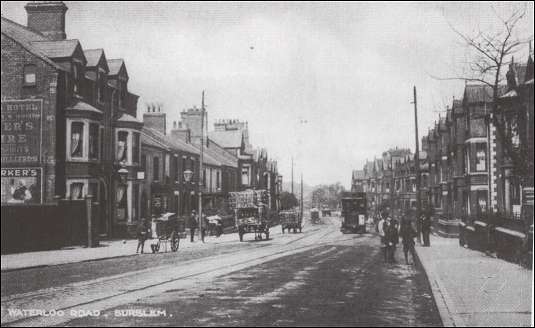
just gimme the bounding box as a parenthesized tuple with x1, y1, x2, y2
(421, 208, 432, 246)
(400, 217, 417, 265)
(136, 219, 149, 254)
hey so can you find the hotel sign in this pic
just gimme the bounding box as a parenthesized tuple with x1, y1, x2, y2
(1, 99, 43, 164)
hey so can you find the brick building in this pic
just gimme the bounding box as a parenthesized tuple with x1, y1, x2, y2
(1, 2, 143, 237)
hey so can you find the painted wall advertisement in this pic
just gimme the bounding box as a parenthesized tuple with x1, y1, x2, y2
(1, 99, 42, 164)
(1, 168, 42, 204)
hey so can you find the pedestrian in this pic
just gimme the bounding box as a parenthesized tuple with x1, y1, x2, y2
(377, 212, 387, 262)
(421, 208, 432, 247)
(200, 214, 208, 243)
(136, 219, 149, 254)
(384, 215, 398, 263)
(189, 210, 198, 242)
(400, 217, 417, 265)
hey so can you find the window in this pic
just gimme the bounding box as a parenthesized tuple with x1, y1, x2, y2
(23, 64, 36, 86)
(141, 154, 147, 171)
(73, 62, 80, 94)
(153, 157, 160, 182)
(216, 171, 220, 189)
(89, 123, 99, 160)
(241, 167, 249, 185)
(173, 156, 179, 182)
(70, 182, 84, 200)
(132, 132, 140, 164)
(203, 168, 207, 187)
(477, 191, 488, 213)
(71, 122, 84, 158)
(475, 143, 486, 172)
(116, 184, 127, 222)
(465, 148, 470, 173)
(117, 131, 128, 162)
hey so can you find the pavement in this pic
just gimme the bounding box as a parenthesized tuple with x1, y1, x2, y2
(415, 233, 533, 327)
(0, 230, 241, 272)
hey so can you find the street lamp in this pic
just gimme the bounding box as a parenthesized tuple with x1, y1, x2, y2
(183, 169, 193, 216)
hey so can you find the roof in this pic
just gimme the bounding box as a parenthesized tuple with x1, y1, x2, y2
(208, 130, 243, 149)
(84, 48, 108, 71)
(205, 139, 238, 167)
(117, 112, 143, 123)
(143, 127, 199, 155)
(107, 59, 125, 76)
(464, 84, 506, 104)
(1, 16, 65, 71)
(67, 101, 102, 114)
(31, 39, 80, 59)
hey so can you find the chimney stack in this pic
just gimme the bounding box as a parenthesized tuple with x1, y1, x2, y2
(25, 1, 68, 41)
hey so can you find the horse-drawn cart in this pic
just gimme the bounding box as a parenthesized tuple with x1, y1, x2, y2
(230, 190, 270, 242)
(280, 210, 302, 233)
(149, 212, 183, 253)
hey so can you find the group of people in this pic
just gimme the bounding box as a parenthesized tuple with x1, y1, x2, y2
(135, 210, 224, 254)
(376, 207, 432, 265)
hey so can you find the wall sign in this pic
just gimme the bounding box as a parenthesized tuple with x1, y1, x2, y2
(1, 168, 42, 204)
(1, 99, 43, 164)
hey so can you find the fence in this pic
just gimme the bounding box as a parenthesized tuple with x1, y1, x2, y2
(1, 199, 99, 254)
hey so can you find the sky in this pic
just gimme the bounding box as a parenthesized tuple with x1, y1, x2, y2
(1, 1, 533, 188)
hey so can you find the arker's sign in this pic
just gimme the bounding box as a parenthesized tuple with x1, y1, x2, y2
(1, 99, 43, 164)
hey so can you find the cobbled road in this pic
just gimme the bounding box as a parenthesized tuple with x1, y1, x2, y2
(1, 217, 442, 327)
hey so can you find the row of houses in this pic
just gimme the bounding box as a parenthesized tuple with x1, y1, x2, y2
(1, 1, 282, 240)
(352, 51, 533, 235)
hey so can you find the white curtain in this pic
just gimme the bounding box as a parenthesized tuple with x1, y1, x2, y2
(71, 183, 83, 200)
(71, 132, 81, 156)
(116, 185, 126, 205)
(116, 141, 126, 162)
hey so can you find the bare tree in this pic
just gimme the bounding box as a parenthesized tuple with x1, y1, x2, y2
(435, 4, 533, 178)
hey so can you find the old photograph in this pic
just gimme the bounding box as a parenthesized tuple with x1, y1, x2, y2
(1, 1, 534, 326)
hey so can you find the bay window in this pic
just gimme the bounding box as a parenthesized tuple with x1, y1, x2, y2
(70, 122, 84, 158)
(89, 123, 99, 160)
(117, 131, 128, 163)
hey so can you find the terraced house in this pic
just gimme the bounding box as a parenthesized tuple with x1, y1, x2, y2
(1, 2, 143, 238)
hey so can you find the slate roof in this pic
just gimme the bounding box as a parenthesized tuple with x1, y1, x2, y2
(31, 39, 80, 59)
(107, 59, 125, 76)
(84, 48, 108, 69)
(464, 84, 506, 104)
(142, 127, 199, 155)
(67, 101, 102, 114)
(208, 130, 243, 149)
(1, 16, 65, 71)
(117, 112, 143, 123)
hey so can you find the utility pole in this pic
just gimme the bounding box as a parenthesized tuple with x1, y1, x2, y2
(291, 157, 294, 196)
(412, 86, 422, 244)
(300, 173, 304, 220)
(199, 91, 205, 242)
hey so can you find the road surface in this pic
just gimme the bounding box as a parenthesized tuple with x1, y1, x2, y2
(1, 216, 442, 327)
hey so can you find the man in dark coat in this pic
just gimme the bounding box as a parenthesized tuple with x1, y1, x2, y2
(400, 217, 417, 265)
(421, 208, 432, 246)
(136, 219, 150, 254)
(384, 216, 399, 263)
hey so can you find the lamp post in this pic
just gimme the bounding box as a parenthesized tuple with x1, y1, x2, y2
(183, 169, 193, 217)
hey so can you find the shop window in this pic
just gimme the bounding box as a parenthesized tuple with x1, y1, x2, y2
(116, 131, 128, 162)
(70, 122, 84, 158)
(89, 123, 100, 160)
(23, 64, 36, 86)
(475, 143, 486, 172)
(70, 182, 84, 200)
(116, 184, 127, 222)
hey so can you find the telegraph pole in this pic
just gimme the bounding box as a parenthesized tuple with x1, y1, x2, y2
(413, 86, 422, 244)
(291, 157, 294, 196)
(300, 173, 304, 220)
(199, 91, 205, 242)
